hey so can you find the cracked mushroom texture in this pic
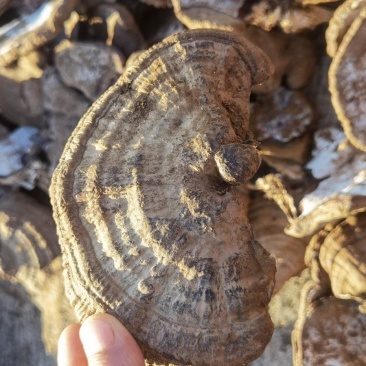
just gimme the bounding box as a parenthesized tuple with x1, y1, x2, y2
(50, 29, 276, 366)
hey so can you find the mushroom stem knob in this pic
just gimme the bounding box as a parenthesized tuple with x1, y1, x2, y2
(214, 143, 261, 185)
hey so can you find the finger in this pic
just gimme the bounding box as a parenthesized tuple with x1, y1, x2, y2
(58, 323, 88, 366)
(79, 313, 145, 366)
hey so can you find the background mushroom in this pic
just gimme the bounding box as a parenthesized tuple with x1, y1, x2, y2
(0, 0, 79, 66)
(293, 281, 366, 365)
(0, 189, 76, 363)
(328, 1, 366, 152)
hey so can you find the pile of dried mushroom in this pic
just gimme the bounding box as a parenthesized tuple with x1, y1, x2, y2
(0, 0, 365, 365)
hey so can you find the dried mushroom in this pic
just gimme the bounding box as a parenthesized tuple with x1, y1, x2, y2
(54, 40, 125, 101)
(172, 0, 245, 30)
(0, 51, 44, 127)
(284, 35, 316, 90)
(0, 0, 78, 66)
(319, 214, 366, 311)
(304, 228, 332, 289)
(286, 127, 366, 238)
(253, 170, 365, 240)
(88, 3, 145, 57)
(30, 256, 78, 357)
(42, 66, 90, 116)
(250, 269, 311, 366)
(249, 193, 307, 294)
(0, 190, 76, 359)
(0, 190, 59, 278)
(142, 7, 185, 47)
(255, 174, 298, 223)
(0, 127, 44, 189)
(41, 66, 91, 182)
(41, 40, 129, 187)
(328, 3, 366, 152)
(247, 29, 315, 94)
(256, 122, 312, 181)
(293, 282, 366, 366)
(173, 0, 245, 19)
(306, 50, 339, 130)
(251, 86, 313, 143)
(0, 279, 52, 366)
(170, 1, 316, 93)
(326, 0, 365, 57)
(51, 29, 276, 366)
(249, 325, 294, 366)
(241, 28, 286, 94)
(124, 50, 146, 70)
(306, 127, 351, 180)
(243, 0, 333, 33)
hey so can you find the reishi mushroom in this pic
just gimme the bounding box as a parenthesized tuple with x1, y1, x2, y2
(51, 29, 276, 366)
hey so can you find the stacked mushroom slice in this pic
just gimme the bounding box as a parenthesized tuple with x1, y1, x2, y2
(293, 282, 366, 365)
(328, 0, 366, 152)
(0, 190, 76, 363)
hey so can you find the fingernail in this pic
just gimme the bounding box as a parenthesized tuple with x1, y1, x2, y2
(80, 316, 116, 355)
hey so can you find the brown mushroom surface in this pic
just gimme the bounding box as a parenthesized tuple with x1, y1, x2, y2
(247, 29, 315, 94)
(249, 193, 307, 294)
(54, 40, 125, 101)
(51, 29, 276, 366)
(293, 283, 366, 366)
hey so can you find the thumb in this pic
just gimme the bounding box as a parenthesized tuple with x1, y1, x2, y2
(79, 313, 145, 366)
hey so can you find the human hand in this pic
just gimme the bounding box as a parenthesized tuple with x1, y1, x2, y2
(58, 313, 145, 366)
